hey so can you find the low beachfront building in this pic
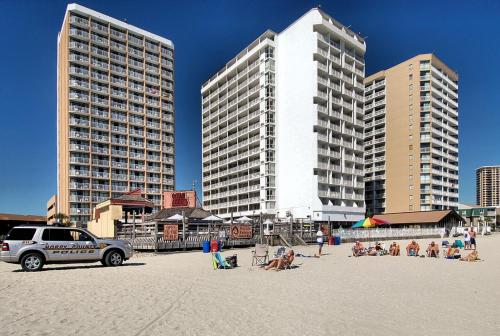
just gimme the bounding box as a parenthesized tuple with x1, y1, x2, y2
(457, 203, 499, 231)
(87, 189, 154, 238)
(0, 213, 47, 239)
(376, 209, 464, 229)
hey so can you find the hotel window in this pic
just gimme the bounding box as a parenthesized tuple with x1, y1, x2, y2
(409, 74, 413, 81)
(409, 84, 414, 91)
(409, 64, 413, 71)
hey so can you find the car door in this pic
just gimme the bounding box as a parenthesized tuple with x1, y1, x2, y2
(68, 229, 100, 261)
(41, 228, 76, 261)
(41, 228, 98, 262)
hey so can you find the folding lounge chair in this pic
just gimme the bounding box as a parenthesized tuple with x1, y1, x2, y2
(273, 246, 286, 259)
(252, 244, 269, 266)
(212, 251, 232, 270)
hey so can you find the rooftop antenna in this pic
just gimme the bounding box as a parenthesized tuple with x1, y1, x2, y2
(192, 179, 198, 191)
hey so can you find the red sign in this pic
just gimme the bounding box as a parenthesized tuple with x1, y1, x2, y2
(230, 225, 253, 239)
(163, 191, 196, 209)
(163, 225, 179, 240)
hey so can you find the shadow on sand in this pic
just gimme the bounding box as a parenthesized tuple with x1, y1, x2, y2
(13, 262, 146, 272)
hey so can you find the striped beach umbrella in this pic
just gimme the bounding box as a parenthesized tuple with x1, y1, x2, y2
(351, 217, 389, 229)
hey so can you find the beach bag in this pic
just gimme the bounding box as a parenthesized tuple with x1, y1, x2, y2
(225, 255, 238, 267)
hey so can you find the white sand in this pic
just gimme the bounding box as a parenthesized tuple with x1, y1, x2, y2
(1, 235, 499, 336)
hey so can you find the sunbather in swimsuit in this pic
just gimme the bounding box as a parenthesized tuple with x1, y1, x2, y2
(265, 250, 294, 270)
(352, 241, 365, 257)
(389, 242, 400, 256)
(426, 241, 439, 257)
(406, 241, 420, 256)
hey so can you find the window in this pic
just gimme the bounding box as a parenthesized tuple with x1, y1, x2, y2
(409, 64, 413, 71)
(6, 228, 37, 240)
(409, 74, 413, 80)
(42, 229, 94, 242)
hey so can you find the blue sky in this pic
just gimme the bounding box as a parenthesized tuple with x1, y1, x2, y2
(0, 0, 499, 214)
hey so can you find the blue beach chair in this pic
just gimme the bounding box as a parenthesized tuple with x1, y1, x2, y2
(212, 251, 232, 270)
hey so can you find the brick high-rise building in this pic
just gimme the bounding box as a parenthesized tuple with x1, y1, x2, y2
(56, 4, 175, 226)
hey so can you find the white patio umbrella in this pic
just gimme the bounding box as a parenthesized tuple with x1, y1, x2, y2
(236, 216, 252, 222)
(263, 219, 273, 225)
(166, 213, 184, 221)
(202, 215, 224, 240)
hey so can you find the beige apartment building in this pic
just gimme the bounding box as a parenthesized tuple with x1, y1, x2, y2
(57, 4, 175, 226)
(364, 54, 459, 214)
(476, 166, 500, 206)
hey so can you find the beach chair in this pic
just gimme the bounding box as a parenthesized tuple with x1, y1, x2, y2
(212, 251, 232, 270)
(273, 246, 286, 259)
(252, 244, 269, 266)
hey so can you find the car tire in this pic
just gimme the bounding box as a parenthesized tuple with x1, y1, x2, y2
(100, 260, 108, 267)
(21, 252, 45, 272)
(105, 250, 124, 267)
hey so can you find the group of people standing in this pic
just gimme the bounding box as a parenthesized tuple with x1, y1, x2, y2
(463, 227, 477, 250)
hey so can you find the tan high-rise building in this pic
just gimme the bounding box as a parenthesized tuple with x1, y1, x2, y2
(57, 4, 175, 226)
(476, 166, 500, 206)
(364, 54, 459, 214)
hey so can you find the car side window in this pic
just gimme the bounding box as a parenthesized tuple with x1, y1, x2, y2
(70, 230, 93, 242)
(42, 229, 75, 241)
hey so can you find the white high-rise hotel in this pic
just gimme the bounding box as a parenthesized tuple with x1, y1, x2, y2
(201, 8, 365, 223)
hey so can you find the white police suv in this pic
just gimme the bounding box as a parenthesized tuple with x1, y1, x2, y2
(0, 226, 133, 271)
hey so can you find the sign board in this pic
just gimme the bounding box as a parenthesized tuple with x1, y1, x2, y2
(163, 191, 196, 209)
(230, 225, 253, 239)
(163, 224, 179, 240)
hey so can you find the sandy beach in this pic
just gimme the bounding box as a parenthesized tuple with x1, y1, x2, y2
(1, 234, 499, 336)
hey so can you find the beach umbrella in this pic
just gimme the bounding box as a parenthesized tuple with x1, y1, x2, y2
(166, 213, 184, 221)
(351, 217, 389, 245)
(263, 219, 273, 225)
(351, 217, 389, 229)
(236, 216, 252, 222)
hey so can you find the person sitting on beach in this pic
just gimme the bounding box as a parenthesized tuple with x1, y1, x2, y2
(367, 242, 384, 256)
(406, 241, 420, 256)
(426, 241, 439, 258)
(352, 241, 365, 257)
(264, 249, 294, 270)
(446, 244, 461, 259)
(389, 242, 400, 256)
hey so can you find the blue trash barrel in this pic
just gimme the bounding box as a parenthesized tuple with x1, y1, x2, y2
(334, 236, 341, 245)
(202, 240, 211, 253)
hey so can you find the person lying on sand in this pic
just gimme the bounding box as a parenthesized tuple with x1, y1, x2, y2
(460, 250, 479, 262)
(265, 250, 294, 270)
(389, 242, 400, 256)
(352, 241, 365, 257)
(406, 241, 420, 256)
(426, 241, 439, 258)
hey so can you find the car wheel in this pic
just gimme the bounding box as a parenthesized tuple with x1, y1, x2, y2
(21, 252, 45, 272)
(105, 250, 123, 267)
(100, 260, 108, 267)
